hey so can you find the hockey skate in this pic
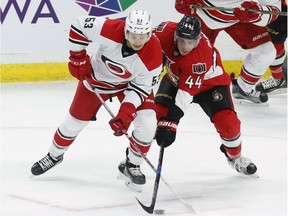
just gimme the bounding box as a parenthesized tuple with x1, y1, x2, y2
(227, 156, 258, 176)
(220, 145, 258, 176)
(231, 78, 268, 105)
(117, 157, 146, 193)
(31, 153, 63, 176)
(255, 77, 287, 94)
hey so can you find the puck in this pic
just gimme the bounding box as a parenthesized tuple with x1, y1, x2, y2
(154, 209, 165, 215)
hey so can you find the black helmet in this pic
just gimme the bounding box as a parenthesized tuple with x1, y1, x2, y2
(176, 15, 201, 40)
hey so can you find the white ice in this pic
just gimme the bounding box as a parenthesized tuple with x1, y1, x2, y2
(1, 81, 287, 216)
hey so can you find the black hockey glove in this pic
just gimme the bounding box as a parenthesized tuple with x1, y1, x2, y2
(155, 118, 178, 148)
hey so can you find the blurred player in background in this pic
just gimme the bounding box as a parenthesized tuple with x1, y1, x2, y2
(153, 15, 257, 175)
(31, 10, 163, 190)
(256, 0, 287, 93)
(175, 0, 281, 104)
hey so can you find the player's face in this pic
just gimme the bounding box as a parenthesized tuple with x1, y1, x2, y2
(126, 32, 149, 51)
(176, 37, 199, 56)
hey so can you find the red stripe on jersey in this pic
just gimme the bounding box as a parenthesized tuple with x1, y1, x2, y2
(88, 76, 128, 90)
(204, 10, 236, 22)
(69, 27, 90, 44)
(100, 19, 125, 43)
(199, 0, 237, 23)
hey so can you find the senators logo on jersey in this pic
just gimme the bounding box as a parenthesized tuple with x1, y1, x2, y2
(101, 55, 132, 79)
(192, 63, 206, 74)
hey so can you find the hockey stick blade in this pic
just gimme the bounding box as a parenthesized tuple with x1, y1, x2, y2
(136, 143, 165, 214)
(191, 5, 288, 16)
(136, 198, 154, 214)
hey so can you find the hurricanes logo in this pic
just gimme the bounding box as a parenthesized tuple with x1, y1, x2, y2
(75, 0, 138, 17)
(101, 55, 132, 79)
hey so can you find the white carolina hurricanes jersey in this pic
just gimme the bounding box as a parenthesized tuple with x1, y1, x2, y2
(69, 16, 163, 108)
(194, 0, 281, 29)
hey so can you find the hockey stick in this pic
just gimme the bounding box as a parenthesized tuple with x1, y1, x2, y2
(84, 77, 196, 212)
(136, 142, 165, 214)
(191, 5, 288, 16)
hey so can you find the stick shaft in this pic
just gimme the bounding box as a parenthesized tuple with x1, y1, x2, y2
(136, 143, 165, 213)
(149, 143, 165, 209)
(191, 5, 287, 16)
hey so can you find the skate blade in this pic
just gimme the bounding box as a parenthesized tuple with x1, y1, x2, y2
(250, 173, 260, 178)
(267, 88, 287, 95)
(237, 172, 259, 178)
(233, 98, 269, 107)
(244, 173, 260, 178)
(117, 172, 142, 193)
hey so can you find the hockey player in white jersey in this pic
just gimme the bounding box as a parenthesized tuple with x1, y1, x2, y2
(255, 0, 287, 93)
(175, 0, 281, 104)
(31, 10, 163, 189)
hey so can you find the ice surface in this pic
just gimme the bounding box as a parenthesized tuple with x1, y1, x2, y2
(1, 81, 287, 216)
